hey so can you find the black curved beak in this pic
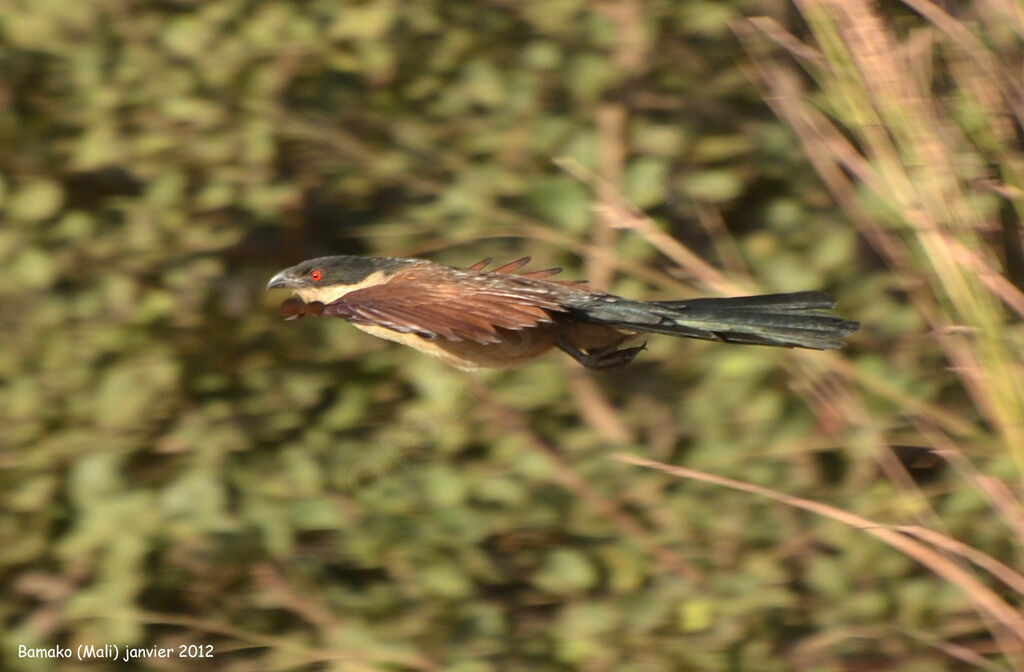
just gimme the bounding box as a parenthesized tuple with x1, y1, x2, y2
(266, 270, 293, 290)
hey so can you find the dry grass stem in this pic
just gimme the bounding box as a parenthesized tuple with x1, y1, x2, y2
(613, 453, 1024, 649)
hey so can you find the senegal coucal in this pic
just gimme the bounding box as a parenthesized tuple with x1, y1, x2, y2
(266, 255, 859, 370)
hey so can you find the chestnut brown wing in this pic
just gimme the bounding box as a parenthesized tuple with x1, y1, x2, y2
(321, 265, 571, 343)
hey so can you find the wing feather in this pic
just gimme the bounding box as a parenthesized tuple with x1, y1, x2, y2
(492, 257, 531, 274)
(468, 256, 562, 278)
(519, 267, 563, 279)
(322, 263, 571, 343)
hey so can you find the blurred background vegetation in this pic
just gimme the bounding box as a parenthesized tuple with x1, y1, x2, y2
(2, 0, 1023, 669)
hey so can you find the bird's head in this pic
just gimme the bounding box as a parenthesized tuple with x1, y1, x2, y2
(266, 255, 413, 304)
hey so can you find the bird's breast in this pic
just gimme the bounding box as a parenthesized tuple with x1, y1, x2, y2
(352, 323, 559, 370)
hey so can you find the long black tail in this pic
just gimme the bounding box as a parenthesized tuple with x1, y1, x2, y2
(569, 291, 859, 350)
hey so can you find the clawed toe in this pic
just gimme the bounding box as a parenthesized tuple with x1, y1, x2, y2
(556, 338, 647, 371)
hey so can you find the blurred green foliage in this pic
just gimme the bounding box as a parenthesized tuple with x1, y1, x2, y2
(1, 0, 1020, 670)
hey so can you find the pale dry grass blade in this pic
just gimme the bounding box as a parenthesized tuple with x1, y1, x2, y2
(895, 525, 1024, 596)
(736, 0, 1024, 666)
(613, 453, 1024, 649)
(743, 0, 1024, 469)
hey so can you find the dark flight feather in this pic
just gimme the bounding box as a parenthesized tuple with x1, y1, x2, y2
(566, 292, 858, 350)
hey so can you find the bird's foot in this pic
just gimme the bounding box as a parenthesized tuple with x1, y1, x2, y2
(556, 338, 647, 371)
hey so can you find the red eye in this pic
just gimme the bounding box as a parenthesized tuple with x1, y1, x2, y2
(310, 269, 322, 282)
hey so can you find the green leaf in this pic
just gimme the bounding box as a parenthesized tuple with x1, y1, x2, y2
(566, 53, 616, 103)
(526, 176, 591, 233)
(533, 548, 598, 594)
(463, 60, 506, 108)
(682, 169, 742, 203)
(678, 599, 713, 632)
(9, 179, 64, 222)
(624, 157, 668, 209)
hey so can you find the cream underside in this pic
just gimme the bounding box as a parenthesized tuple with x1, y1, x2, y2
(354, 323, 637, 370)
(353, 323, 559, 370)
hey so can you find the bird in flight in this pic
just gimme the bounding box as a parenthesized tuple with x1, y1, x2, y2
(267, 255, 859, 370)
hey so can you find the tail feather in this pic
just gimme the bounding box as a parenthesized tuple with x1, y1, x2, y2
(570, 292, 859, 351)
(654, 291, 838, 312)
